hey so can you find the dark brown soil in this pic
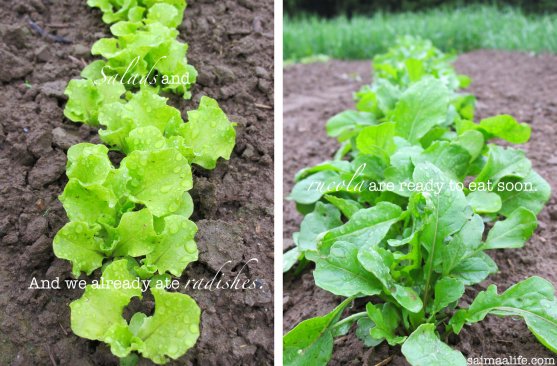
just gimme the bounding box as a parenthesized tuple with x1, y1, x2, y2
(283, 52, 557, 365)
(0, 0, 274, 365)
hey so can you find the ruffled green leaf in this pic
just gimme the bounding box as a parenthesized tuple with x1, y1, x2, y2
(90, 22, 195, 98)
(180, 96, 236, 169)
(144, 215, 198, 276)
(113, 208, 158, 257)
(146, 3, 180, 28)
(70, 259, 142, 342)
(53, 222, 105, 276)
(122, 148, 192, 217)
(60, 179, 118, 226)
(98, 88, 183, 153)
(130, 288, 200, 364)
(67, 143, 113, 186)
(64, 79, 125, 125)
(125, 126, 167, 152)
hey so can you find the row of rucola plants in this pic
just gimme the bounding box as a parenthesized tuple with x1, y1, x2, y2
(53, 1, 235, 364)
(283, 36, 555, 366)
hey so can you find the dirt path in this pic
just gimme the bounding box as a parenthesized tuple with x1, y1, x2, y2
(283, 51, 557, 365)
(0, 0, 274, 365)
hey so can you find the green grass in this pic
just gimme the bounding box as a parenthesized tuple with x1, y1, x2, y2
(284, 5, 557, 61)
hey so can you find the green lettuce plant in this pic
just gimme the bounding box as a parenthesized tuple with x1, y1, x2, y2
(87, 0, 187, 28)
(82, 0, 196, 99)
(283, 36, 555, 366)
(54, 0, 235, 364)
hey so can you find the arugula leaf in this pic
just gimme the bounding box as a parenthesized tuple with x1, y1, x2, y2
(319, 202, 402, 252)
(479, 114, 531, 144)
(383, 145, 422, 197)
(365, 302, 406, 345)
(475, 145, 531, 184)
(483, 207, 538, 249)
(314, 241, 382, 297)
(432, 277, 464, 314)
(413, 163, 469, 285)
(296, 202, 342, 253)
(355, 122, 396, 161)
(326, 110, 375, 141)
(390, 77, 451, 143)
(358, 247, 423, 313)
(283, 246, 302, 273)
(441, 214, 484, 276)
(496, 170, 551, 216)
(295, 161, 352, 181)
(372, 36, 463, 90)
(283, 297, 354, 366)
(449, 252, 498, 286)
(412, 141, 471, 181)
(450, 277, 557, 353)
(355, 81, 400, 117)
(455, 129, 484, 161)
(466, 191, 502, 214)
(323, 195, 362, 219)
(355, 317, 383, 347)
(401, 324, 467, 366)
(289, 170, 342, 205)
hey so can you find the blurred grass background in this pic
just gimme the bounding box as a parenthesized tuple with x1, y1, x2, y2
(284, 5, 557, 61)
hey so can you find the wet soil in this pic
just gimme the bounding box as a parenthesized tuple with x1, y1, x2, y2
(0, 0, 274, 365)
(283, 52, 557, 365)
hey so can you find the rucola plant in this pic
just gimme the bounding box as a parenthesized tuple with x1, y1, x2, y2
(283, 36, 556, 366)
(54, 0, 235, 364)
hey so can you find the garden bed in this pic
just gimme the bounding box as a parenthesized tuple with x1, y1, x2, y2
(0, 0, 274, 364)
(283, 51, 557, 365)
